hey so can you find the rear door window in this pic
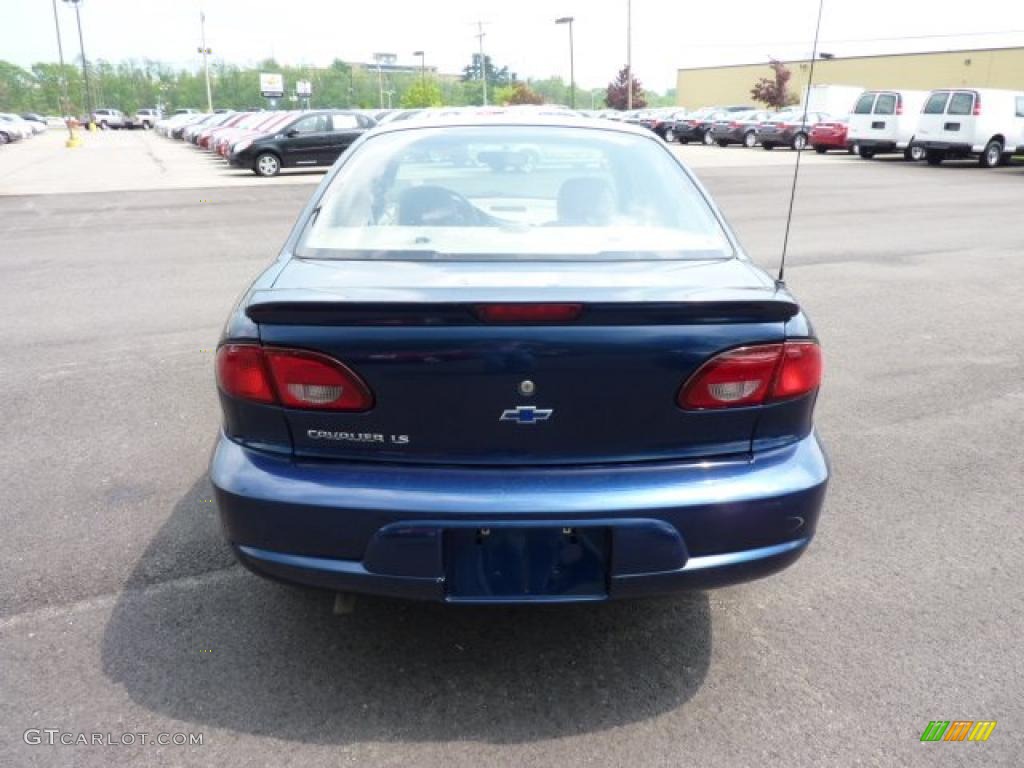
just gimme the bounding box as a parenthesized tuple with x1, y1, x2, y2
(331, 114, 359, 131)
(853, 93, 875, 114)
(924, 92, 950, 114)
(874, 94, 897, 115)
(947, 92, 975, 115)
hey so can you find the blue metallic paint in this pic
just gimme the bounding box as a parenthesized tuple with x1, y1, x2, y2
(212, 118, 829, 601)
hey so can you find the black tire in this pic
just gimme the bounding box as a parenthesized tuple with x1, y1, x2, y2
(664, 127, 675, 143)
(254, 152, 282, 177)
(100, 121, 109, 130)
(979, 139, 1004, 168)
(762, 142, 775, 150)
(792, 133, 808, 151)
(925, 149, 944, 166)
(858, 146, 875, 159)
(743, 131, 757, 148)
(716, 139, 728, 147)
(701, 131, 715, 146)
(814, 146, 827, 154)
(909, 145, 926, 162)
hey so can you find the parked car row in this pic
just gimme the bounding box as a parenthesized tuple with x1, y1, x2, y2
(625, 87, 1024, 167)
(156, 108, 377, 176)
(0, 112, 49, 144)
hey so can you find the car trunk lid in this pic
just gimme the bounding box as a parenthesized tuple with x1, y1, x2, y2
(248, 258, 798, 465)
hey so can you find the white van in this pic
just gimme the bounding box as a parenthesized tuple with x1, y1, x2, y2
(847, 90, 929, 160)
(914, 88, 1024, 167)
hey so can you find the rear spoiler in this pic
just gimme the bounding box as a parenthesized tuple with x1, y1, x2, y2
(246, 296, 799, 326)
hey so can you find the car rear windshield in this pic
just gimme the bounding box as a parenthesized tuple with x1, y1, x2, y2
(947, 92, 975, 115)
(874, 94, 897, 115)
(853, 94, 875, 114)
(297, 126, 733, 261)
(924, 92, 950, 114)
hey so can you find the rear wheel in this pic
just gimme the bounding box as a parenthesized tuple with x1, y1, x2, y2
(716, 139, 728, 147)
(792, 133, 807, 151)
(255, 152, 281, 177)
(813, 146, 827, 154)
(742, 131, 757, 148)
(664, 127, 675, 142)
(979, 139, 1003, 168)
(702, 131, 715, 146)
(925, 149, 944, 166)
(858, 146, 875, 159)
(908, 145, 926, 161)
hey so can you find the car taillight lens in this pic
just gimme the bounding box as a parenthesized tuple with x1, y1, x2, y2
(729, 122, 739, 128)
(896, 95, 903, 115)
(216, 345, 373, 411)
(678, 341, 822, 410)
(972, 95, 981, 116)
(216, 344, 275, 404)
(475, 303, 583, 323)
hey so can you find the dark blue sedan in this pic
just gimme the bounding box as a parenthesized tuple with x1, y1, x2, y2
(211, 111, 828, 603)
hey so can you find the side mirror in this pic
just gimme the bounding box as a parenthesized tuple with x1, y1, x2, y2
(286, 129, 300, 138)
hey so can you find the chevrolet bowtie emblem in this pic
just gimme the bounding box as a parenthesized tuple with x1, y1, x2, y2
(499, 405, 553, 424)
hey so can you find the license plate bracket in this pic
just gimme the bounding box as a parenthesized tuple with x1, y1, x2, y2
(445, 526, 610, 600)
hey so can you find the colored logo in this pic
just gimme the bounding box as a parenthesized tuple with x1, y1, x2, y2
(920, 721, 997, 742)
(499, 405, 553, 424)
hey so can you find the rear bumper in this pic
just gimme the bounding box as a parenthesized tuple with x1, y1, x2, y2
(914, 141, 973, 155)
(211, 431, 829, 602)
(851, 138, 901, 152)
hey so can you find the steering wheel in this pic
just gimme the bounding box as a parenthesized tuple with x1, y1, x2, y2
(398, 185, 489, 227)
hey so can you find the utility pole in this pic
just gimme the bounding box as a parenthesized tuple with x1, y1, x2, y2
(626, 0, 632, 110)
(475, 21, 488, 106)
(63, 0, 93, 121)
(198, 9, 213, 112)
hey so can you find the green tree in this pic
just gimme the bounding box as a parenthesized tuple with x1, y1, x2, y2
(401, 78, 442, 108)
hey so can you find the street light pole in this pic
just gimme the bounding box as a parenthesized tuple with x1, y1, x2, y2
(50, 0, 76, 143)
(555, 17, 575, 109)
(626, 0, 632, 110)
(199, 9, 213, 112)
(63, 0, 92, 121)
(475, 21, 488, 106)
(413, 50, 425, 86)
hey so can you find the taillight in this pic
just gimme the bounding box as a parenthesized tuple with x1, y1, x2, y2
(216, 345, 373, 411)
(216, 344, 275, 404)
(972, 94, 981, 116)
(729, 121, 739, 128)
(678, 341, 821, 410)
(896, 95, 903, 115)
(475, 303, 583, 323)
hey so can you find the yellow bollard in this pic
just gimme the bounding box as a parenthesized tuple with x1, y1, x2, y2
(88, 121, 97, 133)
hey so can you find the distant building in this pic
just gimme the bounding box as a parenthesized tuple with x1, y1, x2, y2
(676, 47, 1024, 109)
(352, 57, 460, 83)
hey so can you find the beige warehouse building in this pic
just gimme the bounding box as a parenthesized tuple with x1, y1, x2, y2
(676, 47, 1024, 109)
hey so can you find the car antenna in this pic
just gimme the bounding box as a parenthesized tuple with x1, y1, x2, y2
(778, 0, 826, 287)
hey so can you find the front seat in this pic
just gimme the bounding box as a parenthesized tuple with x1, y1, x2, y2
(398, 185, 472, 226)
(556, 177, 616, 226)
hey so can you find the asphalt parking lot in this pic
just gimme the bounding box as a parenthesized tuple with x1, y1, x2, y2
(1, 131, 1022, 767)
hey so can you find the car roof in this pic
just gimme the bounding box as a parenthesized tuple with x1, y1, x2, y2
(368, 109, 656, 139)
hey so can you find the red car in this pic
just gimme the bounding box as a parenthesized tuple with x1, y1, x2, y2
(809, 117, 853, 154)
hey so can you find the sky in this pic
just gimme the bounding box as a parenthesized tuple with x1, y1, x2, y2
(2, 0, 1023, 93)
